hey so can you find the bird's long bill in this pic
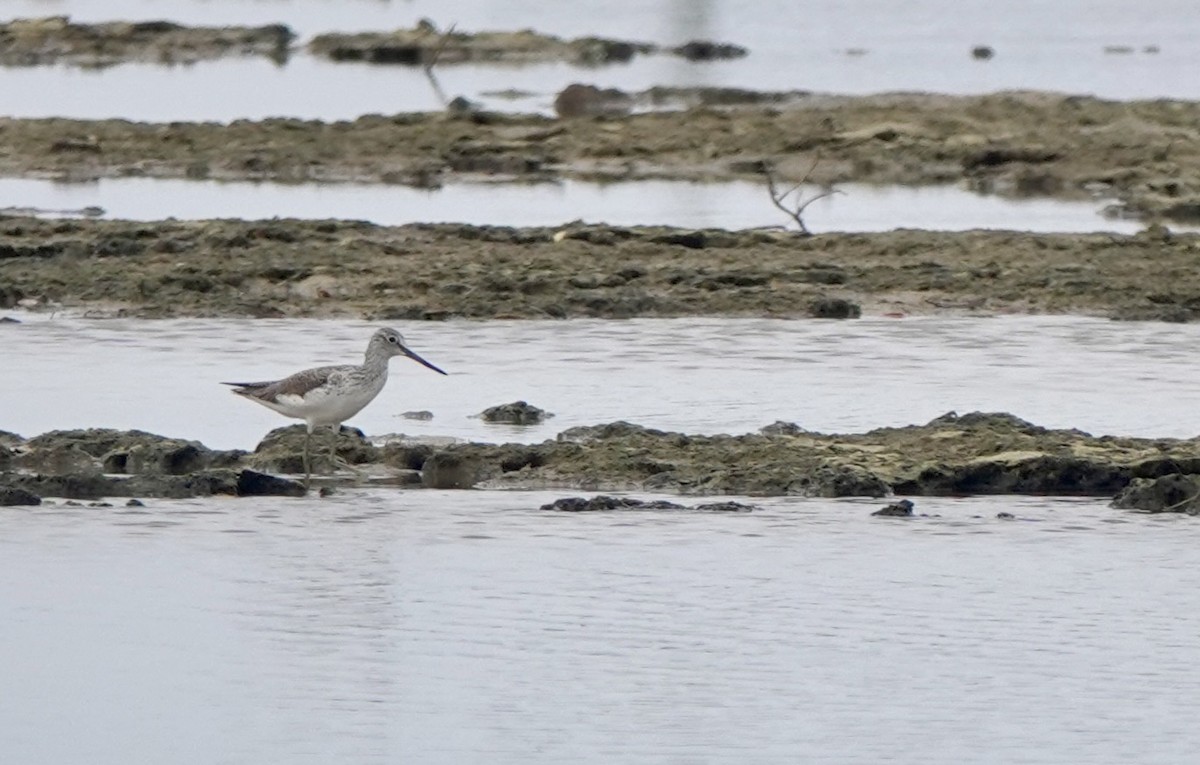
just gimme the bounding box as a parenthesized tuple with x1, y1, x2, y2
(404, 346, 449, 375)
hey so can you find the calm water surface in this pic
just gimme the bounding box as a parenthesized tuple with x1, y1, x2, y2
(2, 490, 1198, 764)
(2, 0, 1199, 120)
(2, 314, 1199, 448)
(0, 177, 1139, 234)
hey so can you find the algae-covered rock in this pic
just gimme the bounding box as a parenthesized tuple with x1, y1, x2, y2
(1111, 474, 1200, 513)
(247, 424, 377, 473)
(0, 485, 41, 506)
(480, 400, 552, 425)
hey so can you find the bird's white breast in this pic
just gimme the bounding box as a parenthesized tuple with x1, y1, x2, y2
(273, 370, 387, 427)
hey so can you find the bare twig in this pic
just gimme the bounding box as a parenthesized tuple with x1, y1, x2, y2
(421, 22, 457, 108)
(762, 158, 842, 236)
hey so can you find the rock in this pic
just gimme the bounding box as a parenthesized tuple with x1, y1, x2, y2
(791, 464, 890, 498)
(692, 501, 757, 513)
(126, 498, 145, 507)
(480, 400, 552, 425)
(541, 495, 754, 512)
(760, 420, 809, 436)
(0, 486, 41, 506)
(421, 450, 484, 489)
(22, 428, 221, 475)
(903, 455, 1127, 495)
(554, 83, 631, 118)
(1111, 473, 1200, 513)
(380, 442, 435, 470)
(971, 45, 995, 60)
(670, 40, 748, 61)
(2, 472, 112, 500)
(17, 443, 102, 474)
(872, 498, 915, 517)
(996, 511, 1015, 519)
(401, 410, 434, 420)
(236, 470, 307, 497)
(808, 297, 862, 319)
(248, 424, 377, 473)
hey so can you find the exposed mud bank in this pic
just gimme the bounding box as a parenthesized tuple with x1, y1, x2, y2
(308, 23, 745, 66)
(0, 16, 292, 67)
(1, 93, 1198, 221)
(3, 414, 1199, 507)
(2, 217, 1198, 320)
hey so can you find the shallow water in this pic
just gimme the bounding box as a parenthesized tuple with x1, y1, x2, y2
(2, 490, 1199, 764)
(3, 314, 1198, 449)
(3, 0, 1199, 120)
(0, 177, 1141, 233)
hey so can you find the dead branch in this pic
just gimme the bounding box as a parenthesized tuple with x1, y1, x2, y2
(762, 158, 842, 236)
(421, 22, 458, 108)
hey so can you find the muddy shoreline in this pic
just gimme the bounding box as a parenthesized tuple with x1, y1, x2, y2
(2, 92, 1199, 222)
(1, 414, 1198, 512)
(1, 217, 1198, 321)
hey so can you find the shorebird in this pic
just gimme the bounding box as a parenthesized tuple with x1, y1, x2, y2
(223, 327, 447, 487)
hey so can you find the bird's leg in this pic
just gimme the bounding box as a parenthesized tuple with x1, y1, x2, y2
(302, 428, 312, 490)
(329, 423, 365, 480)
(328, 423, 339, 475)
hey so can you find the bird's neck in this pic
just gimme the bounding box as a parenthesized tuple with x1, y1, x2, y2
(363, 346, 392, 375)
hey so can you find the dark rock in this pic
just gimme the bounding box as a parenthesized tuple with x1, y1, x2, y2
(791, 464, 890, 498)
(0, 486, 41, 506)
(318, 486, 337, 497)
(541, 495, 685, 511)
(381, 442, 435, 470)
(0, 316, 19, 323)
(808, 297, 862, 319)
(557, 421, 668, 442)
(1111, 473, 1200, 513)
(902, 455, 1128, 496)
(542, 495, 755, 512)
(971, 45, 995, 60)
(872, 498, 915, 517)
(3, 472, 112, 499)
(122, 470, 239, 498)
(554, 83, 631, 118)
(760, 420, 809, 436)
(401, 410, 434, 420)
(692, 501, 757, 512)
(671, 40, 748, 61)
(996, 511, 1015, 519)
(126, 498, 145, 507)
(236, 470, 307, 497)
(421, 450, 483, 489)
(480, 400, 552, 425)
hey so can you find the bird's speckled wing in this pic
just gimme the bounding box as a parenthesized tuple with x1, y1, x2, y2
(222, 364, 348, 403)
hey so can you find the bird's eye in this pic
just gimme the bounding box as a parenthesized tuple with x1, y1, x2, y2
(387, 336, 398, 344)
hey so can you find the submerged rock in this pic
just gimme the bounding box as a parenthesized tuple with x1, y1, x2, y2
(0, 485, 41, 506)
(541, 495, 755, 512)
(872, 499, 915, 517)
(1111, 474, 1200, 513)
(480, 400, 552, 425)
(236, 470, 307, 497)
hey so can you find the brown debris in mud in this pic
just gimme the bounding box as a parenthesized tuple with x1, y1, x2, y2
(0, 16, 293, 67)
(3, 217, 1200, 321)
